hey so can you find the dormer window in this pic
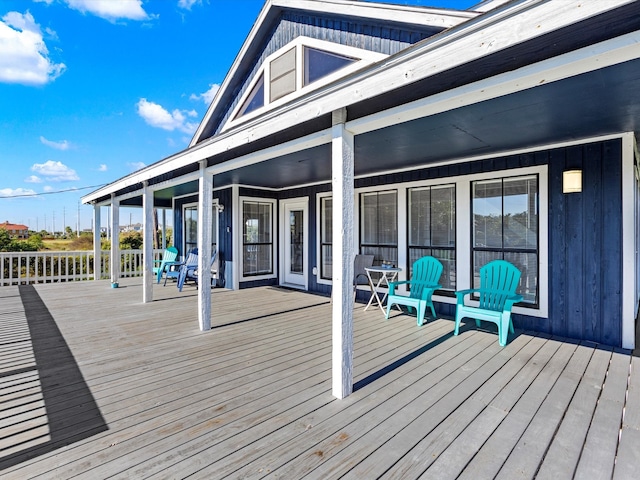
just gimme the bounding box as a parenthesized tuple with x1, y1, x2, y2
(304, 47, 355, 86)
(226, 37, 387, 130)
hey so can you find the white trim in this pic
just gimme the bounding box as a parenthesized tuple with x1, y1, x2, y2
(191, 0, 475, 145)
(238, 196, 278, 283)
(224, 36, 387, 131)
(317, 164, 549, 318)
(279, 197, 309, 290)
(181, 200, 220, 258)
(621, 132, 636, 349)
(83, 24, 640, 206)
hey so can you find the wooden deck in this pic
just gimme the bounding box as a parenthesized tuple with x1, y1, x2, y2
(0, 278, 638, 479)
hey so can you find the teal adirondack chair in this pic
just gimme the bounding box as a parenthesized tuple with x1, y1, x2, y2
(153, 246, 179, 284)
(454, 260, 523, 346)
(385, 256, 443, 326)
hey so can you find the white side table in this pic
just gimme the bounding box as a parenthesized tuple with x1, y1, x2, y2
(364, 266, 402, 313)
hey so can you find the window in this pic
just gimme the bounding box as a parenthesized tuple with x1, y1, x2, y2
(237, 73, 264, 117)
(183, 204, 218, 255)
(243, 200, 273, 276)
(320, 196, 333, 280)
(270, 48, 296, 102)
(229, 37, 386, 126)
(472, 175, 538, 305)
(303, 47, 355, 86)
(360, 190, 398, 265)
(408, 185, 456, 291)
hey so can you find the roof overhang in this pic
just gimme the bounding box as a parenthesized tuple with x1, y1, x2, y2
(82, 0, 640, 206)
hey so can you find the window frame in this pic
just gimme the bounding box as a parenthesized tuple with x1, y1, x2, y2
(471, 173, 540, 307)
(407, 183, 457, 296)
(224, 36, 387, 131)
(315, 165, 548, 317)
(239, 196, 277, 281)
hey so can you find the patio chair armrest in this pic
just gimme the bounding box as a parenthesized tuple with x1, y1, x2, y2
(454, 288, 479, 305)
(503, 294, 524, 310)
(388, 279, 411, 296)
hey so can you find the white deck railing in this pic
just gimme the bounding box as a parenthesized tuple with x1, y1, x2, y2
(0, 249, 164, 286)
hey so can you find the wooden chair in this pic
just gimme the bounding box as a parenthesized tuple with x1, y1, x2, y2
(385, 256, 443, 326)
(153, 246, 179, 284)
(454, 259, 523, 346)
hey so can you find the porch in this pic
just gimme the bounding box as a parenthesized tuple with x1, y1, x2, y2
(1, 278, 638, 479)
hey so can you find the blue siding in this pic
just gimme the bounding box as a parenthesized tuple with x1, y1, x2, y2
(214, 12, 439, 135)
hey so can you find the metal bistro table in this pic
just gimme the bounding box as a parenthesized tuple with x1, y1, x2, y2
(364, 265, 403, 313)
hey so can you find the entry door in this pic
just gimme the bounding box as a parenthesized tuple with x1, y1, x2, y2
(281, 199, 308, 289)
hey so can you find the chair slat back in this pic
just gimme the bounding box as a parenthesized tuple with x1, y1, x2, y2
(409, 256, 443, 299)
(478, 260, 521, 311)
(164, 246, 179, 263)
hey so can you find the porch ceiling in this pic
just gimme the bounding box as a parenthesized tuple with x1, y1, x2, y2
(144, 56, 640, 203)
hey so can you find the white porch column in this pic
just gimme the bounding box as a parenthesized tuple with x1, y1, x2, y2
(93, 204, 101, 281)
(110, 194, 120, 285)
(198, 160, 212, 331)
(161, 208, 167, 250)
(142, 182, 154, 303)
(331, 108, 355, 399)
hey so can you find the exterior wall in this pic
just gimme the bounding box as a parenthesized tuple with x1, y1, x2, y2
(215, 12, 440, 136)
(172, 140, 626, 346)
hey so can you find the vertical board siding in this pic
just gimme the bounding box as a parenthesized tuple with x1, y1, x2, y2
(548, 139, 622, 347)
(213, 13, 440, 136)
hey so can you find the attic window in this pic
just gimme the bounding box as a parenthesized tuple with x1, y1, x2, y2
(304, 47, 355, 85)
(228, 37, 387, 126)
(238, 73, 264, 116)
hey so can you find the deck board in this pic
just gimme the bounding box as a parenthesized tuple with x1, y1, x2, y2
(0, 279, 638, 479)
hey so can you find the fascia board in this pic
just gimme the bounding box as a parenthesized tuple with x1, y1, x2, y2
(189, 0, 477, 148)
(83, 0, 635, 205)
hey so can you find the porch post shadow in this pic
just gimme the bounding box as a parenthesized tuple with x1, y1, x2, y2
(0, 286, 108, 470)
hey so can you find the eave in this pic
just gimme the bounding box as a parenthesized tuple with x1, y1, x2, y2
(81, 0, 639, 206)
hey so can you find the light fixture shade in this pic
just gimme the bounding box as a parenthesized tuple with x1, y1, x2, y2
(563, 169, 582, 193)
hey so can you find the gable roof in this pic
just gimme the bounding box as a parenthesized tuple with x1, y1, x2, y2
(81, 0, 640, 207)
(0, 222, 28, 230)
(190, 0, 478, 145)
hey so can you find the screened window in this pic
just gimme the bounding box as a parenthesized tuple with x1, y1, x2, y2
(360, 190, 398, 266)
(243, 201, 273, 276)
(304, 47, 355, 85)
(270, 48, 296, 102)
(408, 185, 456, 291)
(320, 197, 332, 280)
(472, 175, 538, 305)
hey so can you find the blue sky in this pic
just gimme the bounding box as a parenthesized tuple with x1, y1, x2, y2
(0, 0, 476, 232)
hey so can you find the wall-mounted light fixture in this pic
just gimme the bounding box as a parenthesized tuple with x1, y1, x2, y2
(216, 204, 225, 213)
(563, 169, 582, 194)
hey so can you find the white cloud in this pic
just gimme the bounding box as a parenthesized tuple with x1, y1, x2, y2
(98, 164, 108, 172)
(43, 185, 54, 192)
(40, 135, 71, 150)
(25, 175, 43, 183)
(190, 83, 220, 105)
(64, 0, 149, 22)
(0, 187, 37, 198)
(31, 160, 79, 181)
(0, 11, 66, 86)
(178, 0, 201, 10)
(136, 98, 198, 134)
(128, 161, 146, 171)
